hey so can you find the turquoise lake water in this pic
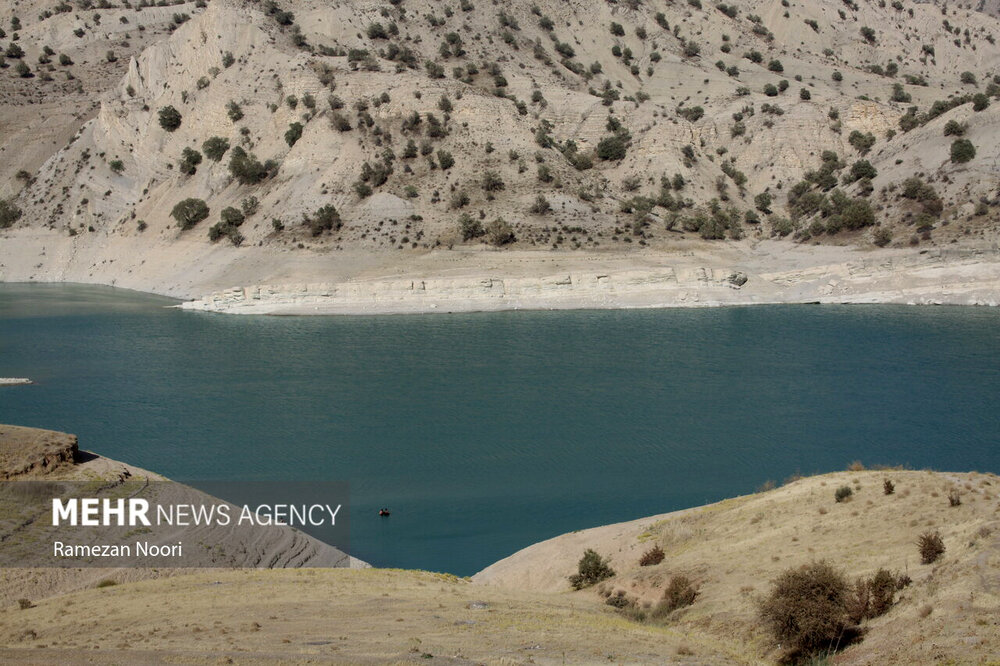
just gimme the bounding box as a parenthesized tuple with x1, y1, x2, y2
(1, 283, 998, 575)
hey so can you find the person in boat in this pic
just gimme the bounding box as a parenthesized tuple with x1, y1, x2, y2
(379, 508, 390, 516)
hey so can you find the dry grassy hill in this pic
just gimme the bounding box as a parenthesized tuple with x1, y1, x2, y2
(476, 467, 1000, 665)
(1, 456, 996, 664)
(1, 0, 1000, 301)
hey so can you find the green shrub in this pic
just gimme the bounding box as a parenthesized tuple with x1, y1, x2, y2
(220, 206, 244, 228)
(226, 100, 243, 122)
(950, 139, 975, 163)
(158, 106, 182, 132)
(458, 212, 484, 240)
(109, 159, 125, 174)
(202, 137, 230, 161)
(437, 150, 455, 170)
(569, 549, 615, 590)
(835, 485, 853, 502)
(178, 148, 202, 175)
(304, 204, 341, 236)
(284, 122, 303, 147)
(228, 147, 272, 184)
(848, 131, 876, 155)
(170, 198, 210, 229)
(597, 134, 628, 160)
(943, 120, 967, 136)
(883, 479, 895, 495)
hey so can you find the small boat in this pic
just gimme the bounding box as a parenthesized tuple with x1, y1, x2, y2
(378, 508, 391, 517)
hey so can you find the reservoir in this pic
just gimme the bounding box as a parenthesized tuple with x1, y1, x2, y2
(1, 283, 998, 575)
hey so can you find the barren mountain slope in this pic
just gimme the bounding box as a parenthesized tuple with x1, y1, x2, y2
(1, 0, 999, 301)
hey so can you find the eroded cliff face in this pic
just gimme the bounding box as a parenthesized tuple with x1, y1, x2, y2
(0, 424, 79, 480)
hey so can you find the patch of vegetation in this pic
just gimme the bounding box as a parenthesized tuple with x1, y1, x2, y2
(170, 198, 210, 230)
(759, 562, 861, 663)
(918, 531, 945, 564)
(303, 204, 341, 237)
(202, 137, 230, 162)
(157, 106, 182, 132)
(639, 544, 665, 566)
(834, 485, 853, 502)
(652, 575, 698, 618)
(569, 549, 615, 590)
(950, 139, 975, 164)
(0, 199, 23, 228)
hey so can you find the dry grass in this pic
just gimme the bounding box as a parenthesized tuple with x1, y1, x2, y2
(477, 470, 1000, 665)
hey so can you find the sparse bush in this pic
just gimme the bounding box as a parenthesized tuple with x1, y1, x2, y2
(639, 545, 665, 566)
(653, 576, 698, 617)
(835, 486, 853, 503)
(437, 150, 455, 170)
(226, 101, 243, 122)
(948, 489, 961, 507)
(918, 532, 945, 564)
(529, 195, 551, 214)
(304, 204, 341, 236)
(883, 479, 895, 495)
(759, 562, 856, 661)
(848, 131, 876, 155)
(458, 212, 484, 241)
(0, 198, 22, 228)
(485, 217, 515, 246)
(330, 112, 352, 132)
(569, 549, 615, 590)
(873, 226, 892, 247)
(481, 171, 505, 192)
(17, 599, 32, 610)
(847, 569, 902, 623)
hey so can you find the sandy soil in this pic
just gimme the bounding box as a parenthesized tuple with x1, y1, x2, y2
(2, 229, 999, 315)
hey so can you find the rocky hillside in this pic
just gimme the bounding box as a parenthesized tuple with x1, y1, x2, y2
(1, 0, 1000, 282)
